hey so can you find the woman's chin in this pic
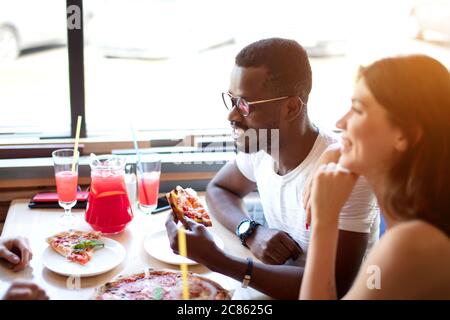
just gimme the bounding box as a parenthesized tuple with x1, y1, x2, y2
(338, 154, 357, 173)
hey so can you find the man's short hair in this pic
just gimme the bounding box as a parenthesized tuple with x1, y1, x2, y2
(235, 38, 312, 103)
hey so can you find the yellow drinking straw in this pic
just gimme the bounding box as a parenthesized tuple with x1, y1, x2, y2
(178, 226, 190, 300)
(71, 115, 82, 172)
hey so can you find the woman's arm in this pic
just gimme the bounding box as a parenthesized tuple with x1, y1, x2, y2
(303, 144, 341, 224)
(300, 222, 340, 299)
(299, 163, 358, 300)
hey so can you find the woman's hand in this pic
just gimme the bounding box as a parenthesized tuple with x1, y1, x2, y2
(165, 212, 224, 267)
(303, 145, 342, 228)
(2, 281, 49, 300)
(0, 237, 33, 272)
(307, 163, 358, 228)
(300, 163, 358, 300)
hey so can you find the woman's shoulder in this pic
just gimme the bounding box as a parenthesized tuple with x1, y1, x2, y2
(349, 220, 450, 299)
(388, 220, 448, 246)
(370, 220, 450, 279)
(379, 220, 449, 257)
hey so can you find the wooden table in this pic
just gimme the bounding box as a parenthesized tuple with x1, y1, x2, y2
(0, 199, 269, 300)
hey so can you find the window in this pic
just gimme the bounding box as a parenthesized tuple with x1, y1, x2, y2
(84, 0, 233, 136)
(0, 0, 69, 138)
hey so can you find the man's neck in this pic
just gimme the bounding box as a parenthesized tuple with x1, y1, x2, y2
(274, 120, 318, 176)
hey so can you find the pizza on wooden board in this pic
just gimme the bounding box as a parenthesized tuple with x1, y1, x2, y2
(46, 230, 104, 265)
(94, 269, 231, 300)
(166, 186, 212, 227)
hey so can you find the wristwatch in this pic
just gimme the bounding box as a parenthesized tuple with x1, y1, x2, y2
(236, 219, 260, 247)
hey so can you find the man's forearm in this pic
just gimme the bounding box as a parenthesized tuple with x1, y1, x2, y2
(206, 183, 250, 232)
(209, 251, 303, 300)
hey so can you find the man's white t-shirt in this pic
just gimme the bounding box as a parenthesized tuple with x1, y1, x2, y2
(235, 129, 379, 265)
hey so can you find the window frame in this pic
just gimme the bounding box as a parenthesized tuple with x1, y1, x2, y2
(67, 0, 87, 138)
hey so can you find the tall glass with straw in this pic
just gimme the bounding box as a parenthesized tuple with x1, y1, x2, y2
(131, 124, 161, 214)
(52, 116, 82, 226)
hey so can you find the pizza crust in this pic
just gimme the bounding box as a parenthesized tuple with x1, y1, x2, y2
(166, 186, 212, 227)
(166, 189, 186, 224)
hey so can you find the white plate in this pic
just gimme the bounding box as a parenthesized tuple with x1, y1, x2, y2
(144, 229, 224, 265)
(43, 237, 126, 277)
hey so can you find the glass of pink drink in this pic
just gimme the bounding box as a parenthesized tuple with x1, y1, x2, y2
(137, 155, 161, 213)
(52, 149, 79, 226)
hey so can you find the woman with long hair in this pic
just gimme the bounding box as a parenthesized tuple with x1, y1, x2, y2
(300, 54, 450, 299)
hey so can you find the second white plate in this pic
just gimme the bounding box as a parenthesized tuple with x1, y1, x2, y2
(144, 229, 224, 265)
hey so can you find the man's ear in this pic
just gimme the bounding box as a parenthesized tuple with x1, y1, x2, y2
(284, 97, 303, 122)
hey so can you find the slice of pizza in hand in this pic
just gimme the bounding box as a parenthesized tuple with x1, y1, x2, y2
(46, 230, 104, 265)
(166, 186, 212, 227)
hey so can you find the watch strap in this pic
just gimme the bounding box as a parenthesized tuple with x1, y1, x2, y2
(237, 220, 260, 247)
(242, 257, 253, 288)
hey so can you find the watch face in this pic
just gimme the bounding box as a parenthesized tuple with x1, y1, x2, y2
(238, 220, 251, 235)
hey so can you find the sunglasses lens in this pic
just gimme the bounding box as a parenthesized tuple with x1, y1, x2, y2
(222, 93, 250, 116)
(237, 98, 250, 116)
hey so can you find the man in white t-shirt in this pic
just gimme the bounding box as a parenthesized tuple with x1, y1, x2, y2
(165, 38, 378, 299)
(235, 138, 379, 262)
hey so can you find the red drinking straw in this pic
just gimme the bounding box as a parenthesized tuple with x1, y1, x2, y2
(131, 124, 150, 206)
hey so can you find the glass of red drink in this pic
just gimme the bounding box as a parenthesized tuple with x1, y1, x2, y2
(52, 149, 79, 227)
(137, 155, 161, 214)
(85, 155, 133, 234)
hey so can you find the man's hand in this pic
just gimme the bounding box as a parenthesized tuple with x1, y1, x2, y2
(245, 226, 302, 265)
(2, 281, 49, 300)
(0, 237, 33, 272)
(165, 212, 223, 267)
